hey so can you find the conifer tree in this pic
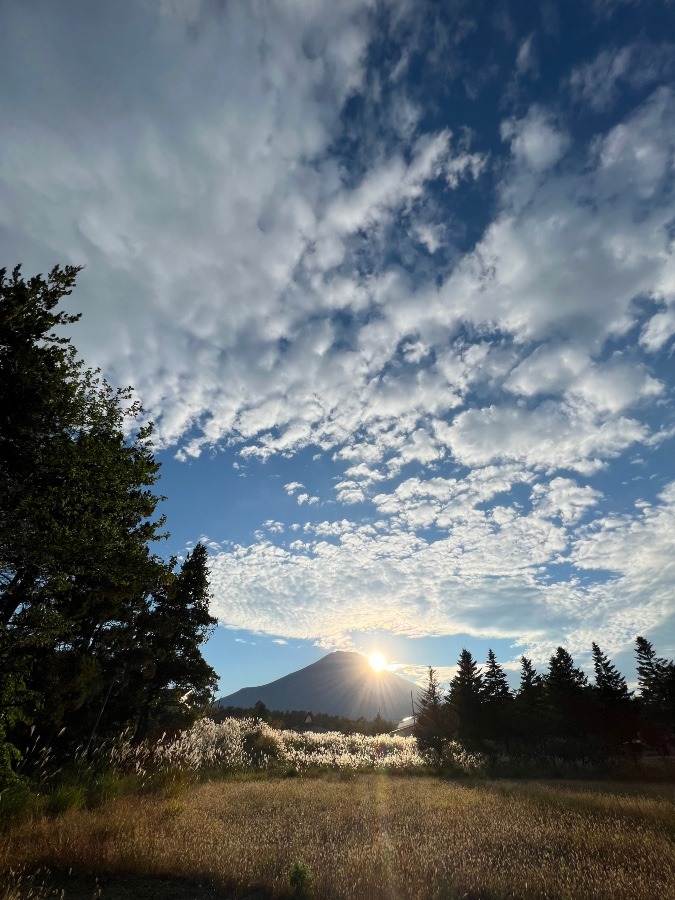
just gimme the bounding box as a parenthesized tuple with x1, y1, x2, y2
(518, 656, 544, 699)
(635, 636, 675, 731)
(446, 649, 483, 745)
(545, 647, 591, 744)
(514, 656, 548, 747)
(590, 642, 636, 752)
(547, 647, 588, 697)
(591, 643, 629, 704)
(481, 649, 512, 743)
(414, 667, 446, 753)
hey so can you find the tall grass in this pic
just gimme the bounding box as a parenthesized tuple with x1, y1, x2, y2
(110, 717, 433, 775)
(2, 774, 674, 899)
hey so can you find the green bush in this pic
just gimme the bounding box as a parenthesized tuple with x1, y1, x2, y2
(0, 779, 35, 826)
(243, 729, 281, 766)
(46, 783, 85, 816)
(85, 771, 126, 808)
(289, 860, 312, 897)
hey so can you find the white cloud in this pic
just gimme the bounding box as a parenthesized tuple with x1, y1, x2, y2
(569, 42, 674, 111)
(641, 307, 675, 352)
(263, 520, 285, 534)
(516, 34, 538, 76)
(3, 1, 675, 665)
(501, 107, 569, 172)
(506, 345, 663, 413)
(531, 477, 603, 525)
(296, 492, 320, 506)
(207, 480, 675, 661)
(435, 402, 645, 474)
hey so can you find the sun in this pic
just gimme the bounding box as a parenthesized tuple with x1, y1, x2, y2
(368, 651, 387, 672)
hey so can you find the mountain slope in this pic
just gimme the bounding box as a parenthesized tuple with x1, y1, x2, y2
(217, 651, 419, 722)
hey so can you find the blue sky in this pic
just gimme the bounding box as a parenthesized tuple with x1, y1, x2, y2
(2, 0, 675, 697)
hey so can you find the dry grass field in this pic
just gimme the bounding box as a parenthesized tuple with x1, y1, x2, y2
(2, 773, 674, 899)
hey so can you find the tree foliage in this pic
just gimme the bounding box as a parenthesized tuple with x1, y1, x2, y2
(0, 265, 217, 777)
(446, 650, 483, 745)
(481, 649, 513, 743)
(414, 667, 446, 753)
(417, 638, 674, 761)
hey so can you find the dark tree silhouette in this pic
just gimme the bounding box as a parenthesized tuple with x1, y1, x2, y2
(635, 636, 675, 735)
(481, 649, 512, 743)
(414, 667, 446, 753)
(514, 656, 547, 747)
(0, 266, 217, 774)
(545, 647, 595, 750)
(592, 643, 629, 704)
(590, 642, 636, 752)
(446, 649, 483, 745)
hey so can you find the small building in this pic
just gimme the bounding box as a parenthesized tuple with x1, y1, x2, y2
(390, 715, 416, 737)
(295, 712, 329, 734)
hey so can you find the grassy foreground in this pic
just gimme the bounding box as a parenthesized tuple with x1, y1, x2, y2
(1, 774, 674, 899)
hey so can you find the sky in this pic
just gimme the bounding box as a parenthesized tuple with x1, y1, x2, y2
(2, 0, 675, 697)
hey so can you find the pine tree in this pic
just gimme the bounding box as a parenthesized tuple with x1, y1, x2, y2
(481, 649, 512, 743)
(514, 656, 548, 747)
(482, 649, 511, 702)
(590, 643, 637, 752)
(518, 656, 544, 699)
(545, 647, 591, 745)
(635, 636, 675, 731)
(636, 637, 667, 705)
(591, 643, 629, 704)
(414, 667, 446, 753)
(446, 649, 483, 745)
(547, 647, 588, 696)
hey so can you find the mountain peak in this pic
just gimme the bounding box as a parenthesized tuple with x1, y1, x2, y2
(218, 652, 419, 722)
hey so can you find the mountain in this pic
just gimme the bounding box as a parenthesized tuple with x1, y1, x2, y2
(217, 651, 420, 723)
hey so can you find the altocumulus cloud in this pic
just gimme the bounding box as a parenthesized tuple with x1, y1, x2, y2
(2, 0, 675, 666)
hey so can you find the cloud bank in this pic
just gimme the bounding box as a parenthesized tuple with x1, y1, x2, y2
(2, 0, 674, 667)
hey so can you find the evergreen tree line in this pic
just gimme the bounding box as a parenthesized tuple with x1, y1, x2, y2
(415, 640, 675, 759)
(1, 266, 218, 784)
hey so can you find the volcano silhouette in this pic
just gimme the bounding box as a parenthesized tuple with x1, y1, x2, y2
(217, 651, 419, 722)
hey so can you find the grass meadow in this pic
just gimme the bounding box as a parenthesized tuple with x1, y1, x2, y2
(2, 721, 674, 898)
(2, 773, 674, 899)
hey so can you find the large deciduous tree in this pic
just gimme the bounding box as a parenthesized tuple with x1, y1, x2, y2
(0, 265, 217, 775)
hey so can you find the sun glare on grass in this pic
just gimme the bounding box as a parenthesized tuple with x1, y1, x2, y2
(368, 651, 386, 672)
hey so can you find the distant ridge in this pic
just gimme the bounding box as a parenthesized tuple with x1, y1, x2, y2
(217, 651, 420, 722)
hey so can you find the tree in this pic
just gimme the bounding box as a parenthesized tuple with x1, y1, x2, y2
(545, 647, 592, 746)
(635, 636, 675, 734)
(514, 656, 548, 747)
(127, 543, 218, 740)
(414, 667, 446, 753)
(590, 642, 636, 752)
(591, 643, 629, 705)
(481, 649, 512, 743)
(547, 647, 588, 697)
(446, 649, 483, 745)
(0, 265, 217, 768)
